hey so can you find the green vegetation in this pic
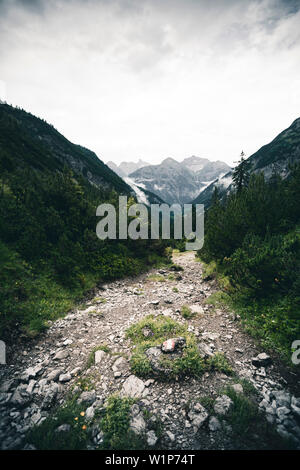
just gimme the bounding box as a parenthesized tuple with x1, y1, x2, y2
(218, 387, 259, 436)
(204, 290, 231, 309)
(99, 394, 163, 450)
(232, 151, 251, 193)
(100, 395, 141, 449)
(86, 345, 110, 368)
(74, 374, 99, 392)
(126, 315, 231, 379)
(126, 315, 205, 378)
(86, 344, 124, 368)
(207, 352, 233, 375)
(26, 392, 153, 450)
(26, 395, 91, 450)
(180, 304, 194, 319)
(199, 165, 300, 362)
(216, 386, 296, 449)
(167, 273, 175, 280)
(126, 315, 186, 345)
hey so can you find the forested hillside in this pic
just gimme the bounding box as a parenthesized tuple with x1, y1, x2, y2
(0, 104, 167, 337)
(199, 165, 300, 360)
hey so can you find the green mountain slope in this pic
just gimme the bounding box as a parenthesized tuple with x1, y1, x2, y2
(0, 103, 131, 194)
(248, 117, 300, 172)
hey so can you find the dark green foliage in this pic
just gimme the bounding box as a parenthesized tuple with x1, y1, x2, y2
(0, 103, 131, 193)
(218, 387, 296, 449)
(207, 352, 233, 374)
(232, 151, 251, 193)
(100, 395, 146, 450)
(0, 104, 168, 336)
(26, 396, 90, 450)
(199, 165, 300, 361)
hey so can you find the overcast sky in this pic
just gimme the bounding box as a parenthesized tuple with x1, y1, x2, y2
(0, 0, 300, 166)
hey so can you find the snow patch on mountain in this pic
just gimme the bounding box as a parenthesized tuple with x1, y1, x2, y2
(124, 177, 149, 205)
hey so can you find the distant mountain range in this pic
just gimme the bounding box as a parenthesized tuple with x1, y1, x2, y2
(107, 117, 300, 207)
(192, 117, 300, 207)
(108, 156, 230, 205)
(7, 101, 298, 210)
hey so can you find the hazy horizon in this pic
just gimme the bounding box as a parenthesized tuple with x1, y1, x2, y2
(1, 0, 300, 167)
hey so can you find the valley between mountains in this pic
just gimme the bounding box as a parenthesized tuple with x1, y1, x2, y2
(1, 252, 299, 450)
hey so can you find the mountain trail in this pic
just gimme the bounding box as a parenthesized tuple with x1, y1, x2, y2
(1, 251, 299, 450)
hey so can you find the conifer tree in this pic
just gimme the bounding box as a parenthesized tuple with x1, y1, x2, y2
(232, 151, 251, 193)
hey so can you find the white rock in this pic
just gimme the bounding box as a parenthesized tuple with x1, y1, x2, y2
(147, 430, 158, 446)
(77, 390, 96, 405)
(121, 375, 145, 398)
(55, 424, 71, 432)
(188, 403, 209, 429)
(190, 304, 204, 314)
(214, 395, 233, 416)
(232, 384, 243, 394)
(130, 413, 146, 435)
(47, 369, 62, 381)
(166, 430, 175, 442)
(208, 416, 221, 432)
(21, 365, 43, 381)
(54, 350, 69, 360)
(58, 373, 72, 383)
(85, 406, 95, 421)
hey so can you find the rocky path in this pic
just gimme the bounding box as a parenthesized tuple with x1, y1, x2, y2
(0, 251, 299, 450)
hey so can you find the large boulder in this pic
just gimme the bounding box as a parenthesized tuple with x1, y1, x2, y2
(161, 337, 185, 353)
(121, 375, 145, 398)
(251, 353, 272, 367)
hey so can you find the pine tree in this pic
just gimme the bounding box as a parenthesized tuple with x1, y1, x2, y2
(232, 151, 251, 193)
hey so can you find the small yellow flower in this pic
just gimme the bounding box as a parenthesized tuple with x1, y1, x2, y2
(80, 411, 85, 417)
(74, 417, 78, 421)
(85, 386, 89, 391)
(82, 425, 87, 430)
